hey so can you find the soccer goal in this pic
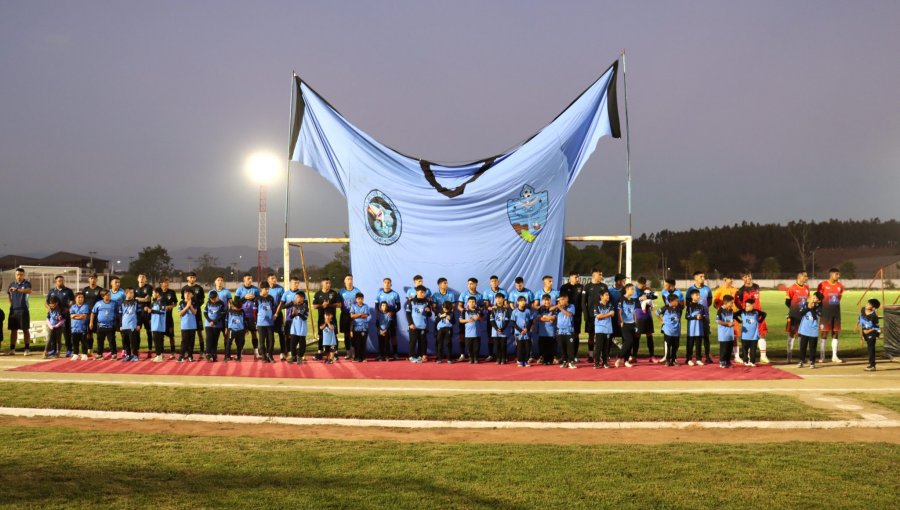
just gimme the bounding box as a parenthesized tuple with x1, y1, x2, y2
(0, 265, 82, 296)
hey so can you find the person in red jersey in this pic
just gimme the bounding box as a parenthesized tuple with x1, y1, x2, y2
(734, 270, 769, 364)
(817, 268, 845, 363)
(784, 270, 810, 364)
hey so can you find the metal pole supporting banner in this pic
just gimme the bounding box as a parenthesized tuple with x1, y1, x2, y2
(621, 50, 633, 240)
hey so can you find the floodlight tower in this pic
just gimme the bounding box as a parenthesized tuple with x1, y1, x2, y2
(246, 152, 280, 284)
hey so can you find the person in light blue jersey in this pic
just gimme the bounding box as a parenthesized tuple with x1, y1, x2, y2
(288, 292, 309, 364)
(69, 293, 91, 360)
(656, 293, 683, 367)
(859, 298, 881, 371)
(482, 275, 508, 362)
(226, 296, 246, 362)
(511, 296, 535, 367)
(457, 278, 483, 362)
(536, 275, 561, 361)
(684, 288, 707, 366)
(276, 276, 303, 360)
(405, 286, 432, 363)
(734, 299, 767, 367)
(536, 294, 558, 365)
(320, 310, 337, 364)
(107, 276, 126, 357)
(686, 271, 714, 365)
(337, 274, 361, 359)
(490, 294, 512, 364)
(204, 290, 226, 362)
(375, 301, 393, 361)
(616, 283, 639, 368)
(349, 292, 371, 362)
(716, 295, 737, 368)
(178, 289, 198, 362)
(375, 278, 401, 360)
(234, 274, 260, 359)
(148, 288, 168, 362)
(265, 273, 287, 360)
(119, 288, 141, 362)
(432, 277, 457, 351)
(44, 297, 64, 358)
(555, 294, 576, 369)
(91, 290, 118, 360)
(592, 291, 616, 369)
(256, 282, 277, 363)
(435, 301, 456, 363)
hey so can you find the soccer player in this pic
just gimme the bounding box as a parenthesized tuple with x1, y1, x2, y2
(44, 297, 64, 358)
(6, 268, 33, 356)
(47, 275, 74, 357)
(276, 277, 303, 361)
(715, 295, 736, 368)
(735, 298, 767, 367)
(159, 277, 178, 358)
(633, 277, 657, 363)
(432, 277, 457, 359)
(435, 301, 455, 363)
(320, 310, 337, 364)
(119, 288, 141, 362)
(80, 273, 104, 358)
(457, 278, 483, 362)
(70, 292, 91, 360)
(108, 276, 126, 357)
(507, 277, 537, 360)
(181, 273, 205, 355)
(482, 275, 508, 362)
(489, 294, 512, 364)
(226, 296, 246, 362)
(656, 293, 683, 367)
(817, 268, 845, 363)
(712, 274, 739, 362)
(734, 271, 768, 364)
(608, 274, 626, 350)
(659, 278, 684, 362)
(556, 294, 577, 369)
(349, 292, 370, 362)
(148, 288, 168, 363)
(287, 292, 309, 364)
(686, 271, 713, 365)
(91, 289, 118, 360)
(234, 274, 260, 359)
(376, 301, 393, 361)
(536, 294, 557, 365)
(263, 273, 286, 360)
(376, 278, 401, 360)
(135, 273, 154, 358)
(204, 290, 226, 362)
(582, 269, 608, 364)
(784, 270, 810, 364)
(536, 275, 560, 360)
(405, 285, 431, 363)
(796, 292, 822, 369)
(338, 274, 360, 360)
(511, 296, 535, 367)
(616, 283, 638, 368)
(859, 298, 881, 371)
(592, 290, 616, 369)
(177, 289, 198, 362)
(256, 282, 276, 363)
(460, 296, 484, 364)
(684, 288, 706, 366)
(313, 277, 341, 361)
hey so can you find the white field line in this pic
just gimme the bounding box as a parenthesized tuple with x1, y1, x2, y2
(1, 407, 898, 430)
(0, 376, 898, 394)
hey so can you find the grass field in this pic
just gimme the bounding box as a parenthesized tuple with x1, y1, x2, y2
(0, 382, 837, 422)
(0, 427, 896, 510)
(848, 393, 900, 414)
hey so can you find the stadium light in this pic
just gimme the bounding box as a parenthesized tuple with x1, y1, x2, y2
(245, 152, 280, 185)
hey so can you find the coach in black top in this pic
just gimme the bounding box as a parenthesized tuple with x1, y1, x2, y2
(135, 273, 154, 356)
(81, 273, 105, 349)
(313, 277, 342, 359)
(182, 272, 205, 354)
(582, 269, 608, 363)
(47, 275, 75, 355)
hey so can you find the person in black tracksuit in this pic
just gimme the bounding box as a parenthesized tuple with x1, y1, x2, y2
(582, 271, 608, 364)
(135, 274, 154, 357)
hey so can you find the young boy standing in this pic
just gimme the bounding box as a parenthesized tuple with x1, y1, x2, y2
(178, 289, 198, 362)
(536, 295, 557, 365)
(204, 290, 226, 362)
(616, 283, 638, 368)
(405, 286, 431, 363)
(149, 288, 168, 363)
(633, 277, 658, 363)
(320, 310, 337, 364)
(817, 268, 845, 363)
(490, 294, 512, 364)
(457, 278, 482, 362)
(226, 297, 246, 362)
(288, 292, 309, 364)
(435, 301, 455, 363)
(349, 293, 370, 362)
(684, 289, 706, 366)
(69, 293, 91, 360)
(339, 274, 361, 360)
(556, 294, 577, 369)
(256, 283, 276, 363)
(735, 271, 769, 364)
(859, 299, 881, 372)
(687, 271, 714, 365)
(716, 295, 736, 368)
(482, 275, 508, 362)
(796, 292, 822, 368)
(45, 297, 64, 358)
(511, 296, 535, 367)
(593, 291, 616, 369)
(119, 288, 140, 362)
(656, 293, 683, 367)
(735, 298, 767, 367)
(376, 278, 401, 360)
(91, 290, 118, 360)
(460, 297, 484, 364)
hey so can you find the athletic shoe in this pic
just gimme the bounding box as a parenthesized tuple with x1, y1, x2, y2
(864, 366, 875, 371)
(759, 354, 770, 364)
(80, 354, 88, 361)
(747, 362, 756, 367)
(818, 357, 826, 363)
(176, 357, 184, 363)
(614, 359, 621, 368)
(809, 362, 815, 369)
(560, 362, 566, 368)
(65, 350, 72, 357)
(120, 356, 130, 362)
(832, 356, 843, 364)
(523, 362, 530, 367)
(603, 363, 610, 369)
(719, 362, 726, 368)
(624, 360, 633, 368)
(687, 360, 695, 366)
(574, 357, 580, 363)
(131, 356, 139, 362)
(458, 354, 465, 362)
(593, 364, 599, 369)
(568, 362, 577, 369)
(797, 362, 804, 368)
(485, 356, 494, 362)
(254, 349, 260, 360)
(696, 359, 704, 366)
(47, 350, 57, 357)
(152, 355, 163, 363)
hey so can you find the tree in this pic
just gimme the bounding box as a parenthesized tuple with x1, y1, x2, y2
(761, 257, 781, 279)
(787, 220, 813, 270)
(128, 245, 173, 282)
(838, 261, 857, 279)
(194, 252, 222, 284)
(679, 251, 709, 278)
(739, 253, 758, 272)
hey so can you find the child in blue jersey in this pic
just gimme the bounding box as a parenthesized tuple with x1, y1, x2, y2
(320, 310, 337, 364)
(375, 301, 392, 361)
(490, 294, 512, 364)
(684, 289, 706, 366)
(178, 289, 198, 362)
(256, 283, 276, 363)
(69, 293, 91, 360)
(511, 296, 535, 367)
(859, 298, 881, 371)
(715, 295, 736, 368)
(457, 278, 482, 362)
(556, 294, 577, 369)
(349, 293, 370, 362)
(656, 294, 683, 367)
(617, 283, 638, 368)
(735, 298, 767, 367)
(460, 297, 484, 364)
(435, 301, 455, 363)
(288, 292, 309, 364)
(592, 291, 616, 369)
(376, 278, 402, 360)
(45, 297, 64, 358)
(226, 297, 247, 362)
(91, 290, 118, 360)
(405, 286, 432, 363)
(795, 292, 821, 369)
(204, 290, 226, 362)
(149, 288, 168, 362)
(536, 294, 558, 365)
(120, 288, 141, 362)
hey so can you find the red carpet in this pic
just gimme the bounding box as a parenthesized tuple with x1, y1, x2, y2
(11, 355, 799, 381)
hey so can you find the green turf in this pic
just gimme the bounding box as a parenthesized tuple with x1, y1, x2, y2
(0, 427, 895, 509)
(847, 393, 900, 414)
(3, 290, 898, 359)
(0, 382, 835, 422)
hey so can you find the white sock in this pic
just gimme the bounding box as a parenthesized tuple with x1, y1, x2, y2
(820, 338, 827, 359)
(759, 338, 767, 355)
(832, 338, 839, 359)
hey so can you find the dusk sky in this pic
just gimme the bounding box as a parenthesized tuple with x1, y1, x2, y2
(1, 1, 898, 264)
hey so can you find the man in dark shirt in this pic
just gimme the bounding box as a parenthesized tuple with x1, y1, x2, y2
(160, 277, 178, 358)
(581, 269, 608, 363)
(47, 275, 75, 356)
(135, 273, 154, 357)
(181, 272, 205, 354)
(313, 277, 342, 360)
(81, 273, 105, 355)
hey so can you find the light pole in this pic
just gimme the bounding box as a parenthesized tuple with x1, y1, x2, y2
(246, 153, 280, 284)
